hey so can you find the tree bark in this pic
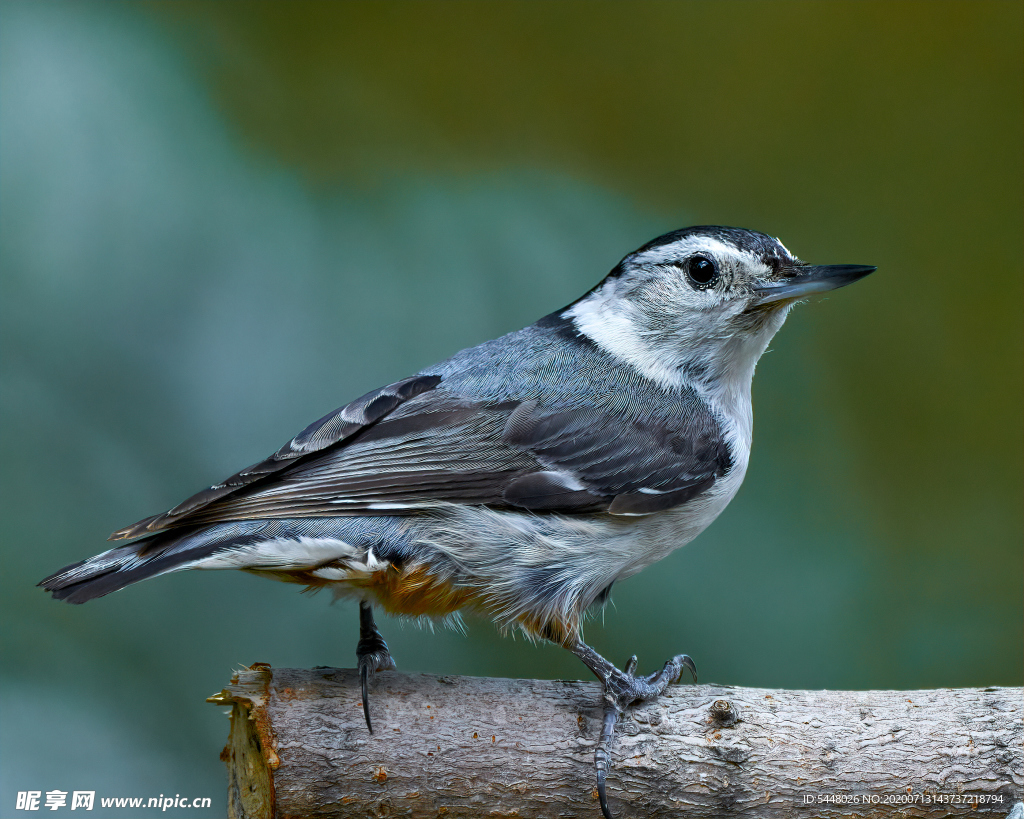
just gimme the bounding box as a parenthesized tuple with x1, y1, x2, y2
(210, 665, 1022, 818)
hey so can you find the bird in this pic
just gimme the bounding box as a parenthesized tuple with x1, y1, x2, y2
(40, 225, 874, 818)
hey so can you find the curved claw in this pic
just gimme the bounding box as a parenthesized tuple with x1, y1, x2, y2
(598, 779, 611, 819)
(595, 705, 620, 819)
(357, 651, 395, 734)
(570, 638, 697, 819)
(360, 661, 373, 734)
(356, 601, 395, 735)
(678, 653, 698, 684)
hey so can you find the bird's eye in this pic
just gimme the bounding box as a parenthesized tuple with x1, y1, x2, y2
(685, 256, 719, 289)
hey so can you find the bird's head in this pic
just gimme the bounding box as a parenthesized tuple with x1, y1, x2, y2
(562, 225, 875, 392)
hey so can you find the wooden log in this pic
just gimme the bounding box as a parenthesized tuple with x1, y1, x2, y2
(210, 664, 1022, 818)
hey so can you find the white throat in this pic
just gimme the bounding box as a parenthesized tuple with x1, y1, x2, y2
(566, 286, 791, 450)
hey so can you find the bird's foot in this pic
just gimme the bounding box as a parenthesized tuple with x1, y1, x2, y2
(571, 641, 697, 819)
(357, 601, 396, 734)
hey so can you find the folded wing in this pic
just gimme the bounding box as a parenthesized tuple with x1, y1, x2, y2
(110, 374, 442, 540)
(113, 375, 733, 538)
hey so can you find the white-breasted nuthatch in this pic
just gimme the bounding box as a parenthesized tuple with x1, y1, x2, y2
(41, 225, 874, 817)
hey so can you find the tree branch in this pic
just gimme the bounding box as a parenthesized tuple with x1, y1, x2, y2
(210, 665, 1022, 818)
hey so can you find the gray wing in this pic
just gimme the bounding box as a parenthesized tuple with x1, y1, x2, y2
(110, 374, 442, 540)
(140, 385, 734, 531)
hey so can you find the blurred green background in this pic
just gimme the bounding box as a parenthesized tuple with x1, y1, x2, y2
(1, 1, 1021, 816)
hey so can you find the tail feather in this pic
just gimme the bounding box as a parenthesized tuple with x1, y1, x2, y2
(39, 525, 232, 604)
(39, 518, 376, 604)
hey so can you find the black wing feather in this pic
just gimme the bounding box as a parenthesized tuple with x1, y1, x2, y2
(500, 402, 731, 513)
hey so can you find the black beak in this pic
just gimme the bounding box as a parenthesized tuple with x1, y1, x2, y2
(752, 264, 876, 306)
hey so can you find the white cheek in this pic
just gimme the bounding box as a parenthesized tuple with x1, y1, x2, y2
(564, 238, 784, 392)
(566, 287, 687, 390)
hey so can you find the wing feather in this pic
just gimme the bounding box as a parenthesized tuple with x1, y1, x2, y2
(147, 391, 731, 525)
(113, 371, 733, 537)
(109, 374, 442, 540)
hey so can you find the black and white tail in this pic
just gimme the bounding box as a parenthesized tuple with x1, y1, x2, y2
(39, 524, 246, 604)
(38, 519, 364, 604)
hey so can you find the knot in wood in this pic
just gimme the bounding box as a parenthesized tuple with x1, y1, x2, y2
(710, 698, 738, 726)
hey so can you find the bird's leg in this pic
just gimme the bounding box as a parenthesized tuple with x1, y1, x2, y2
(356, 599, 396, 733)
(569, 638, 697, 819)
